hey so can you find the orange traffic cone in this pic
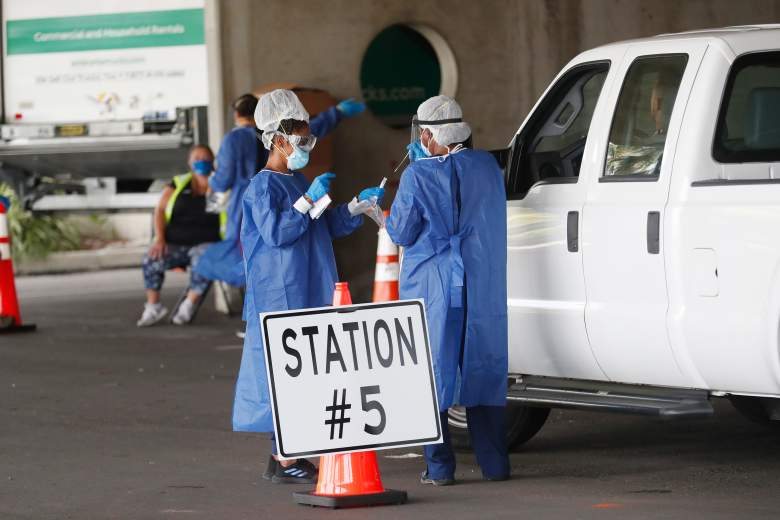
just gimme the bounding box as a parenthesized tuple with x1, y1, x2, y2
(0, 198, 35, 333)
(332, 281, 353, 306)
(372, 212, 399, 303)
(293, 281, 407, 508)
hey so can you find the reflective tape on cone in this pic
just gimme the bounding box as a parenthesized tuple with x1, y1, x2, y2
(375, 261, 399, 282)
(372, 214, 400, 303)
(0, 212, 9, 261)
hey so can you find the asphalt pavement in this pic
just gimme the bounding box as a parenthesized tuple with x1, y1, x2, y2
(2, 269, 780, 519)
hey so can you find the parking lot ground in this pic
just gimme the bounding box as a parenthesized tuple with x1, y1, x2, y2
(2, 269, 780, 519)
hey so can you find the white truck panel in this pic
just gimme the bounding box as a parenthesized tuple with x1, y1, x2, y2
(664, 41, 780, 395)
(507, 46, 625, 381)
(581, 40, 708, 388)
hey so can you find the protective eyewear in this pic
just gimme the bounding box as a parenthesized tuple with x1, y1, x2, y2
(284, 133, 317, 152)
(256, 130, 318, 152)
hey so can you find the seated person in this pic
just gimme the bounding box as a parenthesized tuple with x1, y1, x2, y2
(137, 145, 221, 327)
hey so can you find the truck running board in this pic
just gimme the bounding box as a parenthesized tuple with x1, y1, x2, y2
(507, 376, 713, 418)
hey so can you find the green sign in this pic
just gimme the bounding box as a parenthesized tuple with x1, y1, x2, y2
(6, 9, 204, 55)
(360, 25, 442, 128)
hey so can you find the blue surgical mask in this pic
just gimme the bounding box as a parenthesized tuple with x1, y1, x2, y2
(286, 145, 310, 170)
(192, 160, 213, 175)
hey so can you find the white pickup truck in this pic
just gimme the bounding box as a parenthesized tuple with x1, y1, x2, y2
(450, 25, 780, 448)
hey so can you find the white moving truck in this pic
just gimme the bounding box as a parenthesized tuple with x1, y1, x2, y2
(0, 0, 212, 210)
(451, 25, 780, 448)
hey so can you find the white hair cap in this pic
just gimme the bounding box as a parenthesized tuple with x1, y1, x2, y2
(255, 89, 310, 150)
(417, 95, 471, 147)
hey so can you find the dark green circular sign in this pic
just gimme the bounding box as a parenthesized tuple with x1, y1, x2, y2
(361, 25, 441, 128)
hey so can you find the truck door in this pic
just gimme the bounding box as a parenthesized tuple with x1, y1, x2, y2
(506, 57, 616, 380)
(582, 42, 707, 387)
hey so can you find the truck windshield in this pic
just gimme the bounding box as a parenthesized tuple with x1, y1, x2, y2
(714, 51, 780, 163)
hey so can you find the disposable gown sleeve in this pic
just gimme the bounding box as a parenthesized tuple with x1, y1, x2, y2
(246, 181, 310, 247)
(386, 168, 423, 246)
(210, 134, 237, 193)
(310, 107, 342, 138)
(325, 203, 363, 239)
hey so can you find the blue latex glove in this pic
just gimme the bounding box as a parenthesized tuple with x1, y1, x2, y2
(407, 141, 426, 163)
(358, 186, 385, 205)
(306, 172, 336, 202)
(337, 98, 366, 118)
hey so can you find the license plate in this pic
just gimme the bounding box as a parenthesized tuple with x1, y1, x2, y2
(56, 124, 87, 137)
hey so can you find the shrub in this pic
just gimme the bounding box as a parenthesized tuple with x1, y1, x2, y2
(0, 183, 81, 263)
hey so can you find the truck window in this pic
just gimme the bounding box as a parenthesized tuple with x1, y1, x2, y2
(507, 62, 609, 199)
(714, 51, 780, 163)
(604, 55, 687, 178)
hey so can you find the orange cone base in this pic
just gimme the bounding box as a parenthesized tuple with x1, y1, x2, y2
(294, 452, 407, 508)
(293, 489, 407, 509)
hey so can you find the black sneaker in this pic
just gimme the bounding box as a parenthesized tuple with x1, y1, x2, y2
(271, 458, 318, 484)
(420, 470, 455, 486)
(262, 455, 278, 480)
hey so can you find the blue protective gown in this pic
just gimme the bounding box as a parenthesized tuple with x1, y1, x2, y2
(195, 107, 344, 286)
(232, 169, 363, 432)
(386, 149, 508, 410)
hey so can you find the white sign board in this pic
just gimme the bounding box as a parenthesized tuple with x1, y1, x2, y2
(2, 0, 207, 123)
(262, 300, 441, 459)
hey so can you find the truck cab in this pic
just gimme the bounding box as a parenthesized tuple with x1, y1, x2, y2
(453, 25, 780, 448)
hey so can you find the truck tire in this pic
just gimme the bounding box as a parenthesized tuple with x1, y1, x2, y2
(447, 404, 550, 451)
(730, 396, 780, 428)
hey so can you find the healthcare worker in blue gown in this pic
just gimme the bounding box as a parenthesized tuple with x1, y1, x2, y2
(194, 92, 366, 288)
(386, 95, 510, 485)
(232, 89, 385, 484)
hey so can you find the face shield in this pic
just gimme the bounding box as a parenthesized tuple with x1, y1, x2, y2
(411, 114, 422, 144)
(410, 114, 465, 145)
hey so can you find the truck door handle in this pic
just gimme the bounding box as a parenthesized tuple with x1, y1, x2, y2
(647, 211, 660, 254)
(567, 211, 579, 252)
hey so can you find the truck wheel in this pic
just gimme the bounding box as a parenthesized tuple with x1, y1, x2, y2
(730, 396, 780, 427)
(447, 404, 550, 451)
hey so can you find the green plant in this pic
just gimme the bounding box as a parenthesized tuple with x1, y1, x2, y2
(0, 183, 81, 263)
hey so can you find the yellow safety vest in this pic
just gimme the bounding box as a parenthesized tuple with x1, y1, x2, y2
(165, 173, 227, 239)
